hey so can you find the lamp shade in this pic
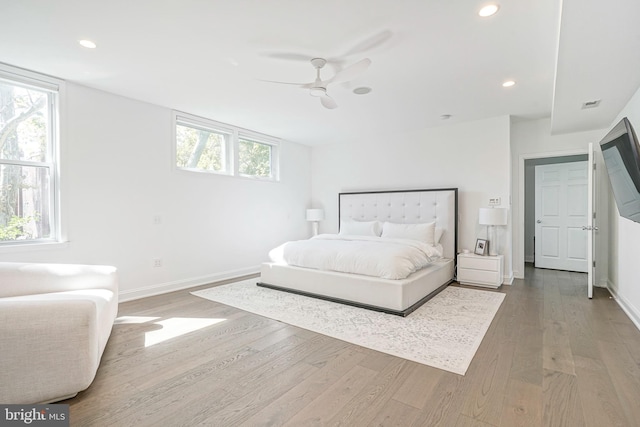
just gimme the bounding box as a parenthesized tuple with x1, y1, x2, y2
(306, 208, 325, 222)
(478, 207, 507, 226)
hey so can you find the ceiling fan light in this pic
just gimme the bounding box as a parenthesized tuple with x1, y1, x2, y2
(309, 87, 326, 97)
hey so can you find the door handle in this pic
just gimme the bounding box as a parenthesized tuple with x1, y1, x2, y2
(536, 220, 542, 223)
(582, 226, 599, 231)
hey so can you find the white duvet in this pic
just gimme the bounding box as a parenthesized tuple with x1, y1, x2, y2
(268, 234, 443, 280)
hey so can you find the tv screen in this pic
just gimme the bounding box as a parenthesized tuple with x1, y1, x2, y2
(599, 117, 640, 223)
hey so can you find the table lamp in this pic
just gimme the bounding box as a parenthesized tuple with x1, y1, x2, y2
(306, 208, 324, 236)
(479, 207, 508, 256)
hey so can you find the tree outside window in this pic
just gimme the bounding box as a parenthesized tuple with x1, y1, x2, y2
(176, 124, 227, 173)
(239, 138, 272, 178)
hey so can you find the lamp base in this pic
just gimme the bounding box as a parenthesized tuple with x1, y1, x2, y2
(312, 222, 319, 236)
(488, 225, 498, 256)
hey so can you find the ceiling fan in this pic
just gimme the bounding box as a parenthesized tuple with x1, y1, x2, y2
(263, 30, 392, 73)
(266, 57, 371, 109)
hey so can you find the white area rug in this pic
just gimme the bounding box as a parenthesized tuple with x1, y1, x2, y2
(191, 279, 505, 375)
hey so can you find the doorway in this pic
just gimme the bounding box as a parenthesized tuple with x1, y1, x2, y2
(534, 161, 589, 272)
(524, 155, 588, 271)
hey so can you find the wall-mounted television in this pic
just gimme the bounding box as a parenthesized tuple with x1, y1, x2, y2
(599, 117, 640, 223)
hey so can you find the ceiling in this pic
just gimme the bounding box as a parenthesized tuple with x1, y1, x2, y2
(0, 0, 639, 146)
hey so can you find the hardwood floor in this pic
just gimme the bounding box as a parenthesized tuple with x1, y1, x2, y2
(64, 265, 640, 426)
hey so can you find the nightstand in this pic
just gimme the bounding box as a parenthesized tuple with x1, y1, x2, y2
(457, 253, 504, 289)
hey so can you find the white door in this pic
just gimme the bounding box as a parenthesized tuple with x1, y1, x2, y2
(587, 144, 594, 298)
(535, 161, 589, 272)
(590, 143, 620, 299)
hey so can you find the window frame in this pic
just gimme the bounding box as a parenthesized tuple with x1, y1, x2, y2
(236, 131, 279, 181)
(0, 64, 63, 248)
(173, 111, 280, 181)
(175, 114, 233, 175)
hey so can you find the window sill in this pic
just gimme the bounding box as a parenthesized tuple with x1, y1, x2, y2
(0, 241, 69, 254)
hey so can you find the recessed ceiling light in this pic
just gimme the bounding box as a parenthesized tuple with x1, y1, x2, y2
(479, 4, 500, 17)
(353, 87, 372, 95)
(502, 80, 516, 87)
(78, 39, 97, 49)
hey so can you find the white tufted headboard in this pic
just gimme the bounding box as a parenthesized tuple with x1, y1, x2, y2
(339, 188, 458, 259)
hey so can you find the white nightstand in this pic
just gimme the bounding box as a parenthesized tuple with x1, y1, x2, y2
(457, 253, 504, 289)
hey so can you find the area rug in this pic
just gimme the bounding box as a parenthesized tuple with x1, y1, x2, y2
(191, 279, 505, 375)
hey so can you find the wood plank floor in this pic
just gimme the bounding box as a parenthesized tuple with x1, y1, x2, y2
(64, 265, 640, 426)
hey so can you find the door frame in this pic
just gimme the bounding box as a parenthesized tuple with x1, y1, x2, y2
(517, 149, 588, 278)
(533, 160, 590, 273)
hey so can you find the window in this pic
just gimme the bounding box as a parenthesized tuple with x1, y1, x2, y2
(0, 67, 60, 245)
(238, 137, 275, 179)
(175, 119, 230, 173)
(174, 112, 279, 181)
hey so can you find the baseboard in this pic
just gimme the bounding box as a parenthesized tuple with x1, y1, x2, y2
(607, 283, 640, 332)
(524, 256, 534, 263)
(118, 266, 260, 302)
(502, 273, 514, 285)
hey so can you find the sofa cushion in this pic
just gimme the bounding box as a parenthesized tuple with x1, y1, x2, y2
(2, 289, 117, 357)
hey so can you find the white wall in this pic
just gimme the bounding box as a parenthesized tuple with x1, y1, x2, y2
(606, 85, 640, 328)
(0, 83, 312, 300)
(510, 117, 607, 279)
(311, 115, 514, 281)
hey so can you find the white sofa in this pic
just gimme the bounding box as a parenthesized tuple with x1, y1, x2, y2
(0, 262, 118, 404)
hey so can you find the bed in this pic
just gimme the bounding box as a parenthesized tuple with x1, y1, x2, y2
(258, 188, 458, 316)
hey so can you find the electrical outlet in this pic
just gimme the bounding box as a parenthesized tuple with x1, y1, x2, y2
(152, 258, 163, 268)
(489, 197, 501, 206)
(152, 215, 162, 225)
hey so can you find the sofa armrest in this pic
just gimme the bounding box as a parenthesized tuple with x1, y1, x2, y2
(0, 262, 118, 299)
(0, 299, 99, 404)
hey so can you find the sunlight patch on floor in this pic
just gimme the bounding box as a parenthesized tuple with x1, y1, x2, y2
(115, 315, 161, 324)
(144, 317, 226, 347)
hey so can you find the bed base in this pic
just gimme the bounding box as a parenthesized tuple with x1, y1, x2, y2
(256, 279, 452, 317)
(258, 259, 454, 317)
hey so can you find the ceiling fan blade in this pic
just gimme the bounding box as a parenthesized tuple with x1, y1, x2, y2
(325, 58, 371, 85)
(262, 52, 313, 62)
(320, 95, 337, 109)
(340, 30, 393, 57)
(258, 79, 311, 88)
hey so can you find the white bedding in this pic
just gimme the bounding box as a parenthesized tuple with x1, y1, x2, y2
(268, 234, 443, 280)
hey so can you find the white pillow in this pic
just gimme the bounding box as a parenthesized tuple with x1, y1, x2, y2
(381, 221, 436, 245)
(339, 219, 382, 237)
(435, 228, 445, 244)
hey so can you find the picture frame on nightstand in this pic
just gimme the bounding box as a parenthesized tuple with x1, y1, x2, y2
(474, 238, 489, 256)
